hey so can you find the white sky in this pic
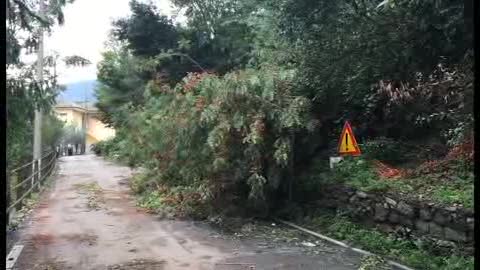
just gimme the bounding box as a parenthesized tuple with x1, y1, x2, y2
(40, 0, 184, 84)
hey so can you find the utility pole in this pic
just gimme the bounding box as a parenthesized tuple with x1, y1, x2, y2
(33, 0, 46, 183)
(82, 88, 89, 154)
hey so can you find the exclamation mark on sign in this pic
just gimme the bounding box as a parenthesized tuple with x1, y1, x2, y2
(345, 134, 349, 151)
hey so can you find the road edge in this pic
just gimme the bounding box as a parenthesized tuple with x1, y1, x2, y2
(276, 219, 416, 270)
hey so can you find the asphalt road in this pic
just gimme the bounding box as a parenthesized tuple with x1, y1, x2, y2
(11, 154, 362, 270)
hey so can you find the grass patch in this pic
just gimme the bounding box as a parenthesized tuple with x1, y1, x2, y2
(299, 212, 474, 270)
(430, 185, 473, 208)
(329, 157, 473, 208)
(332, 158, 412, 193)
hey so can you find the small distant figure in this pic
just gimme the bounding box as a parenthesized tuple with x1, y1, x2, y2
(56, 145, 60, 158)
(75, 143, 79, 155)
(67, 144, 73, 156)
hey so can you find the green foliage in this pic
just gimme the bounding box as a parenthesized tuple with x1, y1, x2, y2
(430, 183, 474, 209)
(130, 172, 153, 194)
(7, 0, 73, 65)
(6, 63, 61, 168)
(94, 0, 473, 222)
(133, 172, 212, 219)
(61, 124, 85, 145)
(362, 137, 452, 166)
(303, 213, 473, 270)
(7, 0, 86, 170)
(362, 137, 414, 164)
(171, 0, 258, 72)
(370, 54, 474, 144)
(276, 0, 472, 144)
(92, 137, 122, 157)
(42, 113, 64, 149)
(331, 157, 473, 208)
(95, 49, 149, 127)
(294, 156, 336, 202)
(138, 190, 165, 210)
(97, 66, 314, 211)
(332, 158, 398, 192)
(112, 0, 179, 58)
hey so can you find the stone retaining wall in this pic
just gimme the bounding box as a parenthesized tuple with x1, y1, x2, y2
(316, 185, 474, 248)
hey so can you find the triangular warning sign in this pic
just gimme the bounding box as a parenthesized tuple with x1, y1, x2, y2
(338, 121, 361, 156)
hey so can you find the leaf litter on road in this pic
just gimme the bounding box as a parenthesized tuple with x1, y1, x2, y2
(73, 181, 105, 210)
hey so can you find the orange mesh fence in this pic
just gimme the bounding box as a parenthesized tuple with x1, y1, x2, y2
(372, 160, 404, 179)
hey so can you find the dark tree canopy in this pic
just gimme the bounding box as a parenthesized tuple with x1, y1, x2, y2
(112, 0, 179, 57)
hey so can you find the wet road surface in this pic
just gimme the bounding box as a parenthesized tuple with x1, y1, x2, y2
(12, 155, 362, 270)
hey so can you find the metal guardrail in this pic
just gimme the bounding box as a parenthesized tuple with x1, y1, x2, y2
(6, 150, 58, 223)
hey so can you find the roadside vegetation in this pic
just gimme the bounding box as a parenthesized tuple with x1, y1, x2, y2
(296, 211, 474, 270)
(7, 173, 57, 231)
(92, 0, 473, 269)
(302, 155, 474, 209)
(7, 0, 91, 168)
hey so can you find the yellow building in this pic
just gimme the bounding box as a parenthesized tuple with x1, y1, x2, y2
(54, 102, 115, 151)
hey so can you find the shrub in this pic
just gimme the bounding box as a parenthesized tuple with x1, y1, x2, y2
(362, 137, 411, 164)
(109, 67, 316, 212)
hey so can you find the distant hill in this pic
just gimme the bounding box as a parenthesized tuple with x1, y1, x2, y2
(57, 80, 98, 103)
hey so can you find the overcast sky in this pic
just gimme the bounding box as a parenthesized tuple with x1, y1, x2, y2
(43, 0, 183, 85)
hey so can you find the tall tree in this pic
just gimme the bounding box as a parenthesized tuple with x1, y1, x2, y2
(6, 0, 90, 167)
(112, 0, 179, 58)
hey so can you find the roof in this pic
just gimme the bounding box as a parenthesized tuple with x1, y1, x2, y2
(54, 101, 99, 113)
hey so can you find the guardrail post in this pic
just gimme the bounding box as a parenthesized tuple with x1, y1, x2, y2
(9, 172, 18, 225)
(38, 158, 42, 186)
(7, 173, 10, 226)
(31, 161, 36, 187)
